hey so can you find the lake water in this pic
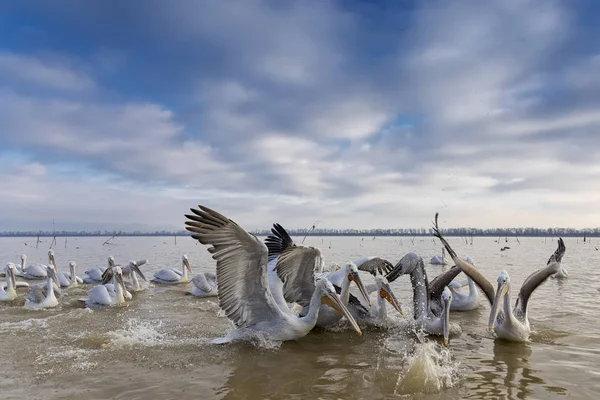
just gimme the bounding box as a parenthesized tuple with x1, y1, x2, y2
(0, 235, 598, 399)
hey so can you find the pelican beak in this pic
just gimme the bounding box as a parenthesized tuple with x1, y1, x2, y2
(322, 292, 362, 336)
(443, 295, 451, 347)
(184, 258, 192, 274)
(9, 267, 16, 289)
(116, 272, 125, 290)
(488, 281, 507, 332)
(132, 263, 147, 281)
(380, 283, 403, 316)
(348, 271, 371, 307)
(109, 258, 115, 267)
(48, 268, 59, 286)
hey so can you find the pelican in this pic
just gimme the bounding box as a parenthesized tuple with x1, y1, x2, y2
(2, 263, 29, 290)
(432, 213, 566, 342)
(83, 266, 127, 307)
(20, 254, 48, 280)
(24, 266, 60, 309)
(185, 205, 362, 342)
(83, 256, 115, 283)
(48, 251, 82, 287)
(264, 223, 371, 327)
(0, 263, 28, 301)
(188, 273, 218, 297)
(430, 248, 448, 265)
(101, 260, 147, 293)
(151, 255, 192, 284)
(1, 255, 26, 277)
(384, 252, 461, 345)
(448, 256, 479, 311)
(347, 275, 403, 325)
(448, 277, 479, 311)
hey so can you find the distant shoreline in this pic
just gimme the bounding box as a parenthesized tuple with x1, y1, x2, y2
(0, 232, 598, 238)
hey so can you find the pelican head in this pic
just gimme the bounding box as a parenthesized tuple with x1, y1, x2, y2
(329, 262, 341, 272)
(315, 278, 362, 336)
(21, 254, 26, 261)
(129, 260, 147, 281)
(375, 275, 403, 315)
(182, 255, 192, 274)
(113, 266, 125, 290)
(345, 262, 371, 307)
(45, 265, 60, 286)
(108, 256, 115, 267)
(489, 270, 510, 332)
(69, 261, 76, 272)
(5, 263, 17, 289)
(48, 250, 56, 266)
(441, 286, 453, 346)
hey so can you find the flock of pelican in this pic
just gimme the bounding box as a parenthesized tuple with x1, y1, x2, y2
(1, 207, 568, 347)
(183, 206, 568, 345)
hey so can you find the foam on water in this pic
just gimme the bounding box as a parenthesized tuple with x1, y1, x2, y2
(394, 341, 460, 395)
(106, 318, 166, 347)
(0, 317, 50, 332)
(211, 328, 282, 350)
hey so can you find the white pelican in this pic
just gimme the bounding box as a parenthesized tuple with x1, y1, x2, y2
(20, 254, 48, 280)
(1, 255, 26, 277)
(24, 266, 60, 309)
(185, 205, 362, 342)
(151, 255, 192, 284)
(430, 248, 448, 265)
(347, 275, 403, 325)
(83, 266, 127, 307)
(0, 263, 29, 301)
(448, 277, 479, 311)
(48, 250, 82, 287)
(83, 256, 115, 283)
(101, 260, 147, 293)
(448, 256, 479, 311)
(432, 213, 566, 342)
(2, 263, 29, 290)
(188, 273, 218, 297)
(384, 252, 461, 345)
(264, 223, 371, 327)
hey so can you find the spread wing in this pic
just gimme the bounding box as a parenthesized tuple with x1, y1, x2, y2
(275, 246, 323, 308)
(185, 205, 281, 328)
(429, 266, 462, 302)
(353, 257, 394, 276)
(431, 213, 495, 305)
(384, 252, 424, 283)
(264, 223, 295, 262)
(515, 238, 565, 318)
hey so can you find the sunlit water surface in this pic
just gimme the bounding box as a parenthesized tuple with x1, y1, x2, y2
(0, 236, 598, 399)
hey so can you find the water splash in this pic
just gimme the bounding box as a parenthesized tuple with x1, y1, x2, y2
(106, 319, 166, 348)
(211, 328, 282, 350)
(394, 341, 459, 395)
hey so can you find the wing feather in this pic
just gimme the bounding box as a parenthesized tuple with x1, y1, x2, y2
(515, 238, 565, 317)
(431, 213, 496, 305)
(354, 257, 394, 276)
(275, 246, 323, 307)
(185, 206, 281, 328)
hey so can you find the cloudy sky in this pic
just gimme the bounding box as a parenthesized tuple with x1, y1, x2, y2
(1, 0, 599, 232)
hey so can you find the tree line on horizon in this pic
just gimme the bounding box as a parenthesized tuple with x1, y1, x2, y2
(1, 226, 599, 237)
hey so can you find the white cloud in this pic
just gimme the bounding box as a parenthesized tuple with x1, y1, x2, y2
(0, 51, 95, 91)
